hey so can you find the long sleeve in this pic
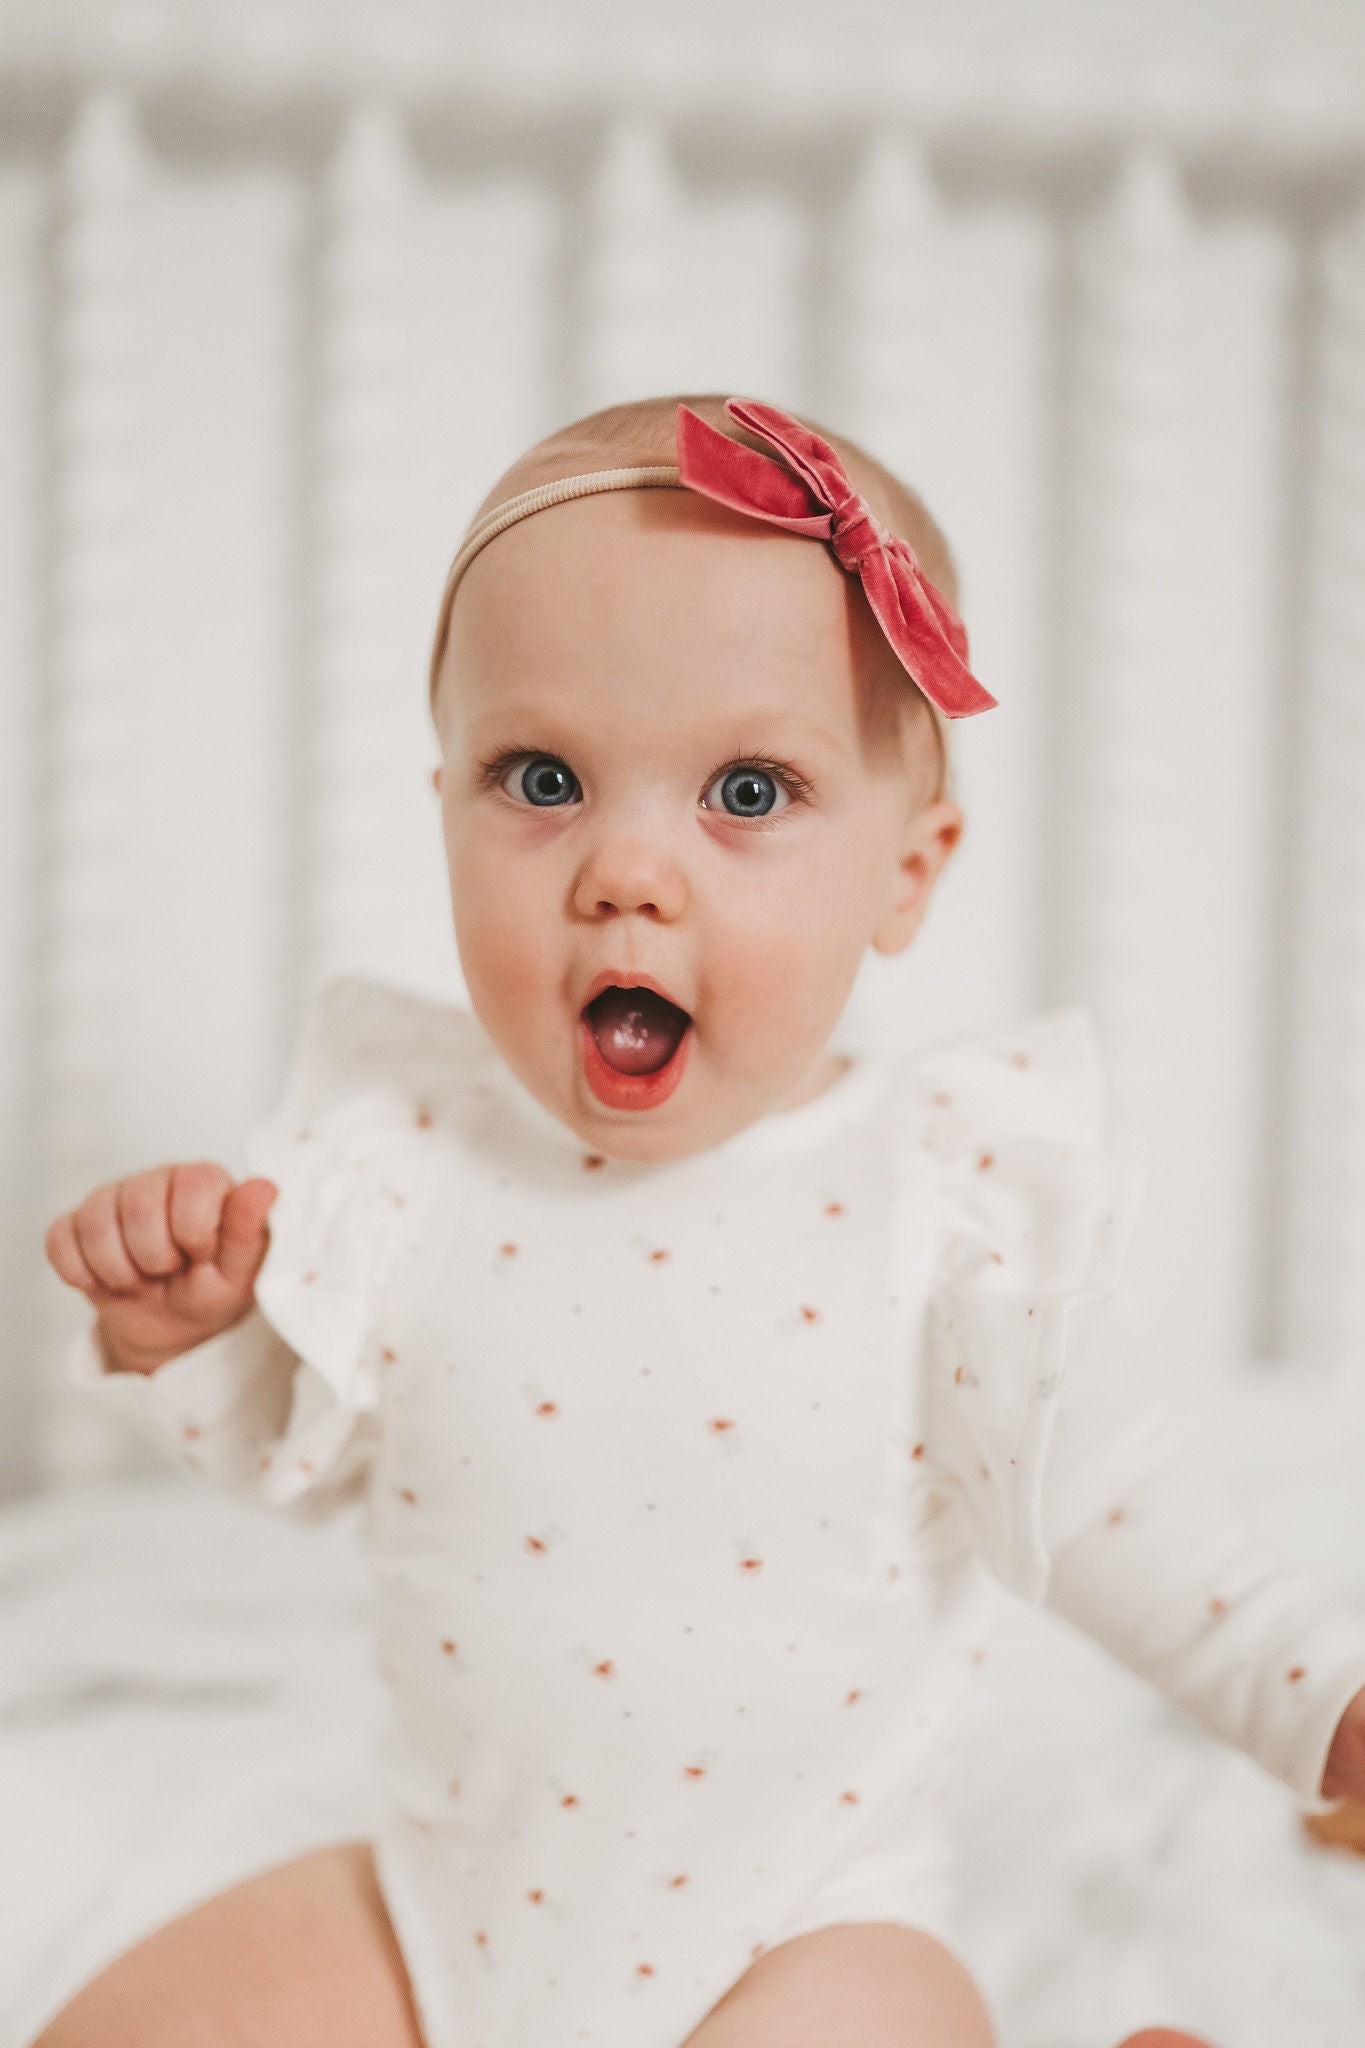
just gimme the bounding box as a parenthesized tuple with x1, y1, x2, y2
(67, 1306, 377, 1519)
(908, 1000, 1365, 1813)
(1038, 1334, 1365, 1814)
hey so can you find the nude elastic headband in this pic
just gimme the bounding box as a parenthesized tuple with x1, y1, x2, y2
(430, 398, 996, 798)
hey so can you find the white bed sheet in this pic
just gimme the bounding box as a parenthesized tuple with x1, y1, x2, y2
(3, 1358, 1364, 2048)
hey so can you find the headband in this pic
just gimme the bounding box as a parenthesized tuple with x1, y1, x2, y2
(430, 397, 996, 795)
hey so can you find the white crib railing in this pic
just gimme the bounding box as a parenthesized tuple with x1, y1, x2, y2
(4, 31, 1365, 1493)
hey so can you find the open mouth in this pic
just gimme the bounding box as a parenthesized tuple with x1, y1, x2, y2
(580, 984, 693, 1110)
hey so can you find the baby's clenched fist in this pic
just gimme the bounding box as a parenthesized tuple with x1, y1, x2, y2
(44, 1164, 278, 1375)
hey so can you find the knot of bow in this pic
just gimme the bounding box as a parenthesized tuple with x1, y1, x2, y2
(675, 398, 996, 721)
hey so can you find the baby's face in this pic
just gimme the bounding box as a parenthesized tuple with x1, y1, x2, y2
(432, 489, 961, 1163)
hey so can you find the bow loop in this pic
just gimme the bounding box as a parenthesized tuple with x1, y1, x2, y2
(675, 398, 998, 721)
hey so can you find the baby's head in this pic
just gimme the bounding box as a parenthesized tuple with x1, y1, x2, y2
(428, 392, 973, 1164)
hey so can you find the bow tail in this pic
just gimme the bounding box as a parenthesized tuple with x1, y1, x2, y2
(859, 549, 998, 719)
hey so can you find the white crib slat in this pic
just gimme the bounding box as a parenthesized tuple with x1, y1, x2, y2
(831, 130, 936, 449)
(1063, 148, 1197, 1389)
(1285, 202, 1365, 1368)
(39, 91, 151, 1484)
(309, 103, 421, 992)
(578, 115, 683, 411)
(0, 165, 43, 1493)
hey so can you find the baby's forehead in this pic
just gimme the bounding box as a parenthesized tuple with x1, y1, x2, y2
(442, 496, 926, 776)
(451, 487, 860, 667)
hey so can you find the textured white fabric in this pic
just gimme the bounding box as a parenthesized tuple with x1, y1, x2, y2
(70, 973, 1365, 2048)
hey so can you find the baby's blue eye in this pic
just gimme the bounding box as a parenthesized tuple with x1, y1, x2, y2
(503, 756, 580, 807)
(702, 765, 787, 818)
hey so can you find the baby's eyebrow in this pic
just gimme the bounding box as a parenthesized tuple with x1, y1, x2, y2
(736, 711, 851, 759)
(462, 703, 852, 762)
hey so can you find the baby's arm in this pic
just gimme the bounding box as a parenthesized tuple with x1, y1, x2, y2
(1037, 1351, 1365, 1811)
(45, 1163, 371, 1514)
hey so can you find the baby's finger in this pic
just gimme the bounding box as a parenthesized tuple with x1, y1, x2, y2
(116, 1169, 189, 1279)
(44, 1210, 103, 1298)
(215, 1178, 277, 1293)
(71, 1182, 146, 1295)
(166, 1161, 235, 1264)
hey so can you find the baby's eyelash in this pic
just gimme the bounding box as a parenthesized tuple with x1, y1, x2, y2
(474, 746, 815, 807)
(702, 753, 814, 806)
(475, 745, 555, 791)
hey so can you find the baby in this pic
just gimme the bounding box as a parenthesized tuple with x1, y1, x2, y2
(38, 394, 1365, 2048)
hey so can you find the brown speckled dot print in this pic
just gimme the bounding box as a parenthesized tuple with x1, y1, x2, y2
(232, 983, 1302, 2042)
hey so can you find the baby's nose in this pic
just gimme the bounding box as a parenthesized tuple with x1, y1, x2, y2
(571, 834, 688, 923)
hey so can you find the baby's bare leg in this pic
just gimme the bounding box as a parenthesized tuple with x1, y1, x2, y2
(680, 1920, 996, 2048)
(29, 1841, 425, 2048)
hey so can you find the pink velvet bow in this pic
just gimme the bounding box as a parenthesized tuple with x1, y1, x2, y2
(675, 398, 996, 719)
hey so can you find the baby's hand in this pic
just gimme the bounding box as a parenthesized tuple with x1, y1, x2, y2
(44, 1164, 278, 1375)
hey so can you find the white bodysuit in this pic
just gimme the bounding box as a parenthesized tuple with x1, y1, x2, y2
(74, 974, 1365, 2048)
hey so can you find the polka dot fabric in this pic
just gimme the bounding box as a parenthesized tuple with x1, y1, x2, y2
(69, 974, 1365, 2048)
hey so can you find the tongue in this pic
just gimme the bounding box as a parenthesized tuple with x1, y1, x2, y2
(586, 986, 690, 1075)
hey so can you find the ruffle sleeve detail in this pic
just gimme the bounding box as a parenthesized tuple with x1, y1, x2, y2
(235, 972, 460, 1505)
(912, 1004, 1146, 1603)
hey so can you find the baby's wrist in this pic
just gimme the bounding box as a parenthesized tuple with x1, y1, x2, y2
(1320, 1686, 1365, 1803)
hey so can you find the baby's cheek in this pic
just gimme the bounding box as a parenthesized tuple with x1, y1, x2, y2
(450, 857, 553, 1022)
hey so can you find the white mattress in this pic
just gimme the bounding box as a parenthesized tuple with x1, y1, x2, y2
(4, 1358, 1365, 2048)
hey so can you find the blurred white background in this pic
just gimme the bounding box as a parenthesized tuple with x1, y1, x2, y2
(4, 0, 1365, 1492)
